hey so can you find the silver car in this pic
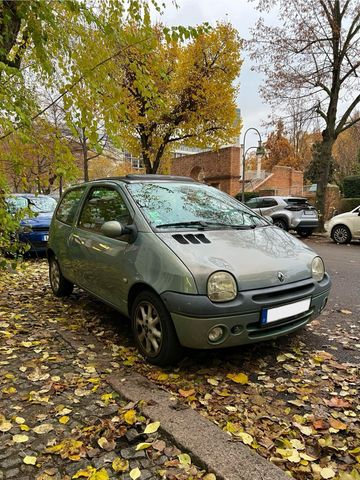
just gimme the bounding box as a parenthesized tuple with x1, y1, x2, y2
(246, 196, 319, 237)
(48, 175, 331, 365)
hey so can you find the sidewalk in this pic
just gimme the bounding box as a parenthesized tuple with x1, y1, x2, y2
(0, 276, 213, 480)
(0, 262, 290, 480)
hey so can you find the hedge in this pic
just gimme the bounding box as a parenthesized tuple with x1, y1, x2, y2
(339, 198, 360, 213)
(343, 175, 360, 198)
(234, 191, 259, 202)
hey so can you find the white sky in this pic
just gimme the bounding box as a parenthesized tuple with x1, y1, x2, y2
(157, 0, 277, 146)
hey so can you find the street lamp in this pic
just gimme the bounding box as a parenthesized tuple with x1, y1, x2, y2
(241, 127, 265, 203)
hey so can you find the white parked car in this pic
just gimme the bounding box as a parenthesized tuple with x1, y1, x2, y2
(325, 205, 360, 243)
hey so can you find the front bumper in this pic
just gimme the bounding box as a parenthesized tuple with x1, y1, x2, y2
(161, 275, 331, 349)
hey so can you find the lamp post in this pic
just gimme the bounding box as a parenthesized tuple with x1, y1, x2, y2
(241, 127, 265, 203)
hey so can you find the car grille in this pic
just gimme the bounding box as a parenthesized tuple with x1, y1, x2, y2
(251, 281, 315, 305)
(30, 226, 49, 232)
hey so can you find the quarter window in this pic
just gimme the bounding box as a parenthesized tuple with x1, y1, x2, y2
(78, 187, 131, 233)
(56, 187, 86, 225)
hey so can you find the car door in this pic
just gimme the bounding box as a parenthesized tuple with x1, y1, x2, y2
(258, 198, 279, 216)
(349, 206, 360, 237)
(69, 184, 134, 311)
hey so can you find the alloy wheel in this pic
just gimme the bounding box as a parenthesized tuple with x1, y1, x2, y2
(50, 259, 60, 292)
(134, 301, 163, 357)
(333, 226, 350, 244)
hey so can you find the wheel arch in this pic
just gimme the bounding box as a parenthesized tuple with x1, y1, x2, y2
(271, 214, 289, 228)
(127, 282, 161, 317)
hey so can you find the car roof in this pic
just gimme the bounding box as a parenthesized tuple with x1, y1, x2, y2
(8, 193, 53, 198)
(91, 174, 197, 184)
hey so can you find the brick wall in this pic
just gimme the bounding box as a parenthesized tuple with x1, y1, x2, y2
(253, 166, 303, 195)
(171, 147, 241, 196)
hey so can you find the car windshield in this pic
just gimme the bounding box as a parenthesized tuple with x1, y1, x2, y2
(7, 196, 57, 214)
(127, 182, 268, 229)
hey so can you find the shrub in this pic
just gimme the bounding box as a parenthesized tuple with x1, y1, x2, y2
(339, 198, 360, 213)
(234, 191, 258, 202)
(343, 175, 360, 198)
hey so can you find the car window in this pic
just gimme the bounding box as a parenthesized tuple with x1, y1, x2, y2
(78, 186, 131, 233)
(127, 182, 268, 228)
(56, 187, 86, 225)
(245, 198, 259, 208)
(6, 195, 57, 214)
(259, 198, 278, 208)
(285, 198, 309, 206)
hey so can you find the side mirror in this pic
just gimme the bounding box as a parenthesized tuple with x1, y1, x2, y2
(264, 215, 274, 224)
(101, 221, 125, 238)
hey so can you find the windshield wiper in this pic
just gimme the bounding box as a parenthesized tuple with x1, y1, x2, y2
(156, 221, 209, 229)
(155, 221, 256, 230)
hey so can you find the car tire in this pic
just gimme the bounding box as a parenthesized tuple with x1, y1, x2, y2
(331, 225, 352, 244)
(49, 256, 74, 297)
(297, 228, 313, 238)
(273, 218, 288, 230)
(131, 290, 183, 366)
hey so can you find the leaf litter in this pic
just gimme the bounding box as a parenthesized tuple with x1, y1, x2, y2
(1, 260, 358, 479)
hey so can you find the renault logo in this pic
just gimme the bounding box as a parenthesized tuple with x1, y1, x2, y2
(277, 272, 285, 283)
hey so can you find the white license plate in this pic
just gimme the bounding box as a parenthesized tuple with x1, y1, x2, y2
(304, 210, 315, 215)
(261, 298, 311, 325)
(42, 235, 49, 241)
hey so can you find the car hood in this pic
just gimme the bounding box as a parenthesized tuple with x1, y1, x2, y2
(157, 226, 317, 292)
(21, 212, 53, 228)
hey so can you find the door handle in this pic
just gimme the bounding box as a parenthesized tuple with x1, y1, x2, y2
(69, 234, 84, 246)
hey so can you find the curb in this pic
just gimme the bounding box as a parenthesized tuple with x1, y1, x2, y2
(107, 373, 289, 480)
(58, 328, 288, 480)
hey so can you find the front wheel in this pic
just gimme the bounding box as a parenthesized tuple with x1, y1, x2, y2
(273, 218, 288, 230)
(131, 291, 183, 366)
(49, 256, 74, 297)
(331, 225, 351, 244)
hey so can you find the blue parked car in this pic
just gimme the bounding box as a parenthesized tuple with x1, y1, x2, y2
(6, 194, 58, 254)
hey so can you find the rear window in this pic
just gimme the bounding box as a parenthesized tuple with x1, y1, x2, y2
(285, 198, 309, 206)
(56, 187, 86, 225)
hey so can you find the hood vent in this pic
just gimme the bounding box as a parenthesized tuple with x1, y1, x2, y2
(173, 233, 211, 245)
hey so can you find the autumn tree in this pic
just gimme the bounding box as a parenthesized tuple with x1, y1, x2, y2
(250, 0, 360, 228)
(262, 121, 300, 170)
(333, 122, 360, 183)
(86, 22, 242, 174)
(0, 119, 78, 193)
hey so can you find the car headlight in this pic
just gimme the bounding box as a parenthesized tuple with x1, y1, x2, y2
(311, 256, 325, 282)
(207, 271, 237, 302)
(19, 225, 32, 233)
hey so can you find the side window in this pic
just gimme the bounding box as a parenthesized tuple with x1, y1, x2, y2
(246, 198, 258, 208)
(260, 198, 278, 208)
(56, 187, 86, 225)
(78, 187, 131, 233)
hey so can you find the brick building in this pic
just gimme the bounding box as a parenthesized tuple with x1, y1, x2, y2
(171, 146, 304, 197)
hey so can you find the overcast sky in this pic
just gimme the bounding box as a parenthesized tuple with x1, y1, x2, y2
(156, 0, 277, 145)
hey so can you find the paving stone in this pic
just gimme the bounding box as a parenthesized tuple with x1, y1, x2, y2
(1, 455, 21, 469)
(5, 468, 20, 479)
(120, 448, 146, 460)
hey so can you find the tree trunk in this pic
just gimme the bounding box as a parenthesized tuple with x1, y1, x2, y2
(315, 135, 334, 231)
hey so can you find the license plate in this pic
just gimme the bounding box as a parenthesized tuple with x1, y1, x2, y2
(42, 235, 49, 241)
(303, 210, 315, 215)
(260, 298, 311, 325)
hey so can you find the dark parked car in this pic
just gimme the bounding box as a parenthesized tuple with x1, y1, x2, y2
(246, 196, 319, 237)
(6, 194, 57, 254)
(47, 175, 331, 365)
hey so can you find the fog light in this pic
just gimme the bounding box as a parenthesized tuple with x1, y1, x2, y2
(208, 326, 225, 343)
